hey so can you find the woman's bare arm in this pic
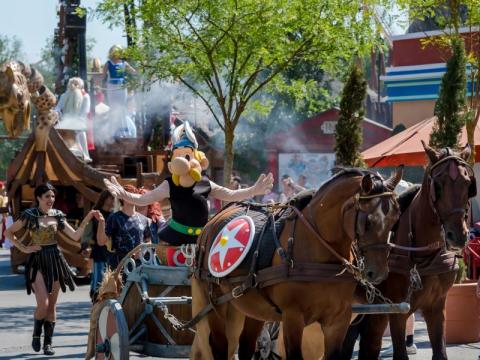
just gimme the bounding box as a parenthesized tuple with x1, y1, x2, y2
(5, 219, 40, 253)
(61, 210, 97, 241)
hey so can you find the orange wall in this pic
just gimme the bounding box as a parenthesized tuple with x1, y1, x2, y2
(393, 100, 435, 129)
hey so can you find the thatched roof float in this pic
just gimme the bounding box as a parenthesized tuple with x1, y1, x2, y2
(6, 128, 117, 275)
(0, 61, 116, 275)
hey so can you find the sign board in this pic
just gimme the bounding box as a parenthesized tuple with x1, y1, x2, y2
(321, 121, 337, 135)
(278, 152, 336, 189)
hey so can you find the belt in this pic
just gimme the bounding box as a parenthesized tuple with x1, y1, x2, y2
(169, 218, 203, 236)
(32, 241, 57, 246)
(108, 78, 125, 85)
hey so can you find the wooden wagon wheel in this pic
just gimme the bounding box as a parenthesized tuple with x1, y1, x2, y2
(95, 299, 130, 360)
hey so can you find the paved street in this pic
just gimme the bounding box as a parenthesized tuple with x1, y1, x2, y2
(1, 247, 480, 359)
(0, 249, 158, 360)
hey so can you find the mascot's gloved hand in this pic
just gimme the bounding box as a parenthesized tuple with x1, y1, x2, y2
(252, 173, 274, 196)
(103, 176, 128, 199)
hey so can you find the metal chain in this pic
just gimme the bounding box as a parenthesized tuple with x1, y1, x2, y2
(405, 264, 423, 303)
(344, 258, 423, 306)
(343, 261, 393, 305)
(158, 303, 196, 333)
(180, 244, 197, 268)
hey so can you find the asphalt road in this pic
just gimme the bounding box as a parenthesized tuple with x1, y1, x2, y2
(0, 249, 159, 360)
(0, 247, 479, 359)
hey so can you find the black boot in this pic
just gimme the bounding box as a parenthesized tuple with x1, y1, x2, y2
(43, 321, 56, 356)
(32, 318, 45, 352)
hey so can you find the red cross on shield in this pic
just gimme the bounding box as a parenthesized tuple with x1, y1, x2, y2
(208, 215, 255, 277)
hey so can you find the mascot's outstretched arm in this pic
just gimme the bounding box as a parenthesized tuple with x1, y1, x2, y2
(104, 121, 274, 247)
(104, 176, 170, 205)
(209, 173, 274, 201)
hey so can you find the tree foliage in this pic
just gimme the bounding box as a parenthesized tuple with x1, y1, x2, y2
(97, 0, 383, 184)
(430, 38, 467, 149)
(0, 34, 24, 64)
(335, 63, 367, 167)
(233, 59, 343, 182)
(399, 0, 480, 158)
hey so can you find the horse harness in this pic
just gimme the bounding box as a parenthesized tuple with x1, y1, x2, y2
(388, 154, 476, 292)
(183, 186, 397, 330)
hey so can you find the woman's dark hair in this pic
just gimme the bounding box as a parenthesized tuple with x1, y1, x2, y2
(34, 183, 57, 205)
(94, 190, 114, 211)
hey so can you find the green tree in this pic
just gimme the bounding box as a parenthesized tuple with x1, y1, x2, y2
(97, 0, 383, 184)
(0, 125, 24, 181)
(399, 0, 480, 159)
(430, 37, 467, 149)
(0, 34, 25, 63)
(34, 37, 57, 90)
(335, 63, 367, 167)
(233, 60, 342, 181)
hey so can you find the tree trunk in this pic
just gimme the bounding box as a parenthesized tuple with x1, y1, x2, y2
(123, 1, 137, 47)
(223, 123, 235, 187)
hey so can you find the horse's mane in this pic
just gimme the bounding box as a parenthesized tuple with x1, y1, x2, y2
(315, 167, 385, 198)
(397, 184, 421, 214)
(390, 184, 421, 233)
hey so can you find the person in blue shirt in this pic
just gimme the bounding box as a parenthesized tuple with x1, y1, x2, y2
(97, 184, 151, 270)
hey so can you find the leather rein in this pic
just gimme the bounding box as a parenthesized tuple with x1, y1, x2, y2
(183, 189, 397, 331)
(304, 190, 397, 266)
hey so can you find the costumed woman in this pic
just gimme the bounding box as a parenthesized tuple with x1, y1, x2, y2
(5, 183, 101, 355)
(55, 77, 92, 162)
(104, 121, 274, 246)
(103, 45, 137, 139)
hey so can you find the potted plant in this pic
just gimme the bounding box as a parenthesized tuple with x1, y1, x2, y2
(445, 258, 480, 344)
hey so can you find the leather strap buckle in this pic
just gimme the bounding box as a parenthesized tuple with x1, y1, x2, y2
(232, 286, 244, 298)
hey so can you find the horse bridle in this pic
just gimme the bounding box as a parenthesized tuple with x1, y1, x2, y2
(351, 191, 398, 255)
(428, 154, 476, 219)
(391, 155, 476, 253)
(304, 182, 397, 265)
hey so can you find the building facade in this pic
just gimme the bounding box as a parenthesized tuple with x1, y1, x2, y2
(382, 27, 479, 130)
(266, 108, 392, 189)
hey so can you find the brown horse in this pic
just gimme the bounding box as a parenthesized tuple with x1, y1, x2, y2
(343, 142, 476, 360)
(192, 167, 403, 360)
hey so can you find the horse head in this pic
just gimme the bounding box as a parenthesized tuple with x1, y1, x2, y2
(422, 141, 475, 249)
(352, 167, 403, 284)
(311, 167, 403, 285)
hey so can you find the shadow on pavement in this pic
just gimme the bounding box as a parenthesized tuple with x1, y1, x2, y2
(0, 301, 91, 333)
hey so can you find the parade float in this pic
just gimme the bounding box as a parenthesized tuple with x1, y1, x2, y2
(0, 59, 164, 275)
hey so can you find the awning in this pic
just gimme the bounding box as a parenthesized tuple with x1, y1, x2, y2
(362, 116, 480, 167)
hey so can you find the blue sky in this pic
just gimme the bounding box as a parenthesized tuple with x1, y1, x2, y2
(0, 1, 408, 64)
(0, 0, 124, 63)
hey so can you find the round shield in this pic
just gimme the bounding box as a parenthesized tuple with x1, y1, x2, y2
(95, 300, 129, 360)
(208, 215, 255, 277)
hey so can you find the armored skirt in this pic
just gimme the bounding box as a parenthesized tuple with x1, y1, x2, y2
(20, 208, 76, 295)
(25, 244, 76, 295)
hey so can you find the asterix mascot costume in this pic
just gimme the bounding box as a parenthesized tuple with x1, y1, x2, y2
(103, 121, 274, 246)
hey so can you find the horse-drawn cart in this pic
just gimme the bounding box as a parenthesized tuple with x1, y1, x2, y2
(90, 241, 411, 360)
(92, 244, 195, 359)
